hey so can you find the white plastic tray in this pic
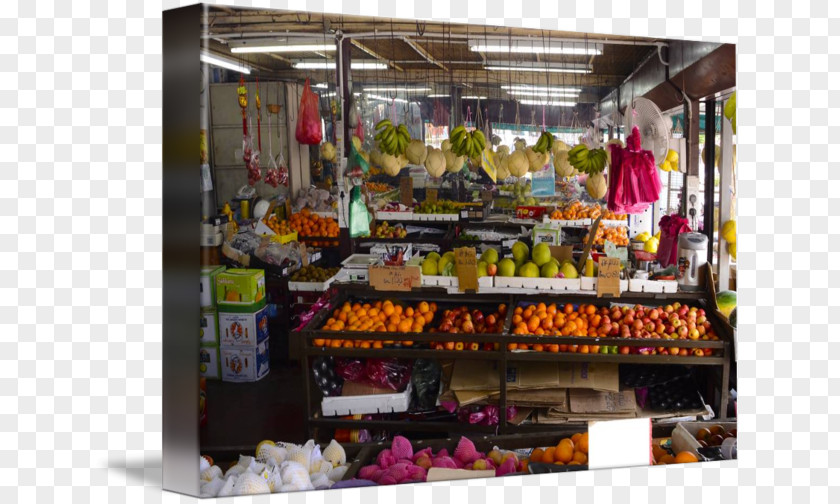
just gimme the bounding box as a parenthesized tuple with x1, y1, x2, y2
(421, 276, 494, 289)
(288, 272, 340, 292)
(628, 279, 679, 293)
(580, 277, 629, 292)
(321, 383, 413, 416)
(494, 276, 581, 291)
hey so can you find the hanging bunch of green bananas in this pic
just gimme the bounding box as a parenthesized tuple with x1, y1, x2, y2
(374, 119, 411, 156)
(532, 131, 554, 154)
(567, 144, 608, 175)
(448, 125, 486, 159)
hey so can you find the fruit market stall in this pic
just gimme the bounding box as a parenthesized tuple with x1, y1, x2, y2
(194, 5, 738, 494)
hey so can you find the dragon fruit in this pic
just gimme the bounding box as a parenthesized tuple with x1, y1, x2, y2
(391, 436, 413, 460)
(495, 456, 517, 477)
(432, 456, 458, 469)
(454, 437, 480, 464)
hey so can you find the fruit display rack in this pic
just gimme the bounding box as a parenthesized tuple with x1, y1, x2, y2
(298, 284, 733, 440)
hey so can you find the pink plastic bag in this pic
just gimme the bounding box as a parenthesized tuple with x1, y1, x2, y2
(607, 126, 661, 214)
(656, 214, 691, 266)
(295, 78, 323, 145)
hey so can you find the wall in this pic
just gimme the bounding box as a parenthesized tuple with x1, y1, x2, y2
(209, 82, 290, 207)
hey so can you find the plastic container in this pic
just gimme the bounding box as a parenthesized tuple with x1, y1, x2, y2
(321, 383, 413, 416)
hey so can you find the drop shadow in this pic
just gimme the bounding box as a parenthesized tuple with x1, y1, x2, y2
(106, 453, 164, 487)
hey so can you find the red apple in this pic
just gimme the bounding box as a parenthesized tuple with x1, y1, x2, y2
(678, 326, 689, 339)
(697, 315, 707, 324)
(633, 319, 644, 331)
(655, 323, 666, 334)
(697, 309, 706, 317)
(664, 305, 674, 314)
(644, 322, 656, 332)
(649, 309, 660, 321)
(623, 314, 635, 325)
(620, 346, 630, 355)
(487, 264, 498, 276)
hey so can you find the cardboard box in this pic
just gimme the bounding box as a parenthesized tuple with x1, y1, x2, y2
(215, 269, 266, 311)
(200, 310, 219, 345)
(220, 341, 270, 382)
(449, 361, 619, 394)
(321, 383, 413, 416)
(532, 222, 561, 246)
(200, 265, 226, 308)
(671, 421, 737, 457)
(199, 345, 221, 380)
(568, 389, 637, 414)
(218, 305, 270, 347)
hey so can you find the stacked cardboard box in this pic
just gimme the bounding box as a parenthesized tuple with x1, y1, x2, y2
(215, 269, 270, 382)
(199, 265, 225, 380)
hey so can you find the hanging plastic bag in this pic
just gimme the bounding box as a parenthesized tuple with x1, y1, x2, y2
(656, 214, 691, 267)
(607, 126, 661, 213)
(349, 185, 372, 238)
(295, 77, 323, 145)
(345, 138, 369, 179)
(354, 116, 365, 142)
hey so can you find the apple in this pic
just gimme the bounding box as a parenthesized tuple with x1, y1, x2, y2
(631, 329, 641, 339)
(641, 330, 651, 339)
(472, 310, 484, 323)
(669, 333, 678, 340)
(487, 264, 498, 276)
(689, 306, 698, 313)
(455, 342, 465, 351)
(697, 315, 707, 324)
(689, 328, 700, 340)
(461, 321, 475, 333)
(620, 346, 630, 355)
(649, 309, 660, 321)
(444, 341, 455, 350)
(678, 326, 689, 338)
(697, 309, 706, 317)
(664, 305, 674, 314)
(449, 327, 459, 334)
(671, 318, 682, 329)
(469, 342, 480, 351)
(633, 319, 644, 331)
(698, 325, 706, 336)
(669, 347, 680, 355)
(623, 314, 635, 325)
(486, 314, 497, 326)
(665, 325, 674, 334)
(703, 321, 712, 330)
(644, 322, 656, 332)
(655, 323, 666, 334)
(440, 321, 452, 332)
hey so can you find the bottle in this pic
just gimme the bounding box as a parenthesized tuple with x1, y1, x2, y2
(585, 255, 594, 277)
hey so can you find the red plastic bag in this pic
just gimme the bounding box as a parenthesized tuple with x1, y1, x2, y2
(656, 214, 691, 266)
(295, 78, 323, 145)
(607, 126, 661, 214)
(354, 117, 365, 142)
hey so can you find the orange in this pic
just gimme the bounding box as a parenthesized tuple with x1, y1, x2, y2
(553, 461, 565, 465)
(541, 447, 556, 464)
(571, 433, 583, 444)
(651, 444, 667, 462)
(674, 451, 698, 464)
(393, 305, 403, 316)
(418, 301, 430, 314)
(387, 323, 397, 332)
(405, 307, 414, 318)
(572, 451, 587, 464)
(383, 304, 395, 316)
(578, 433, 589, 454)
(567, 461, 581, 465)
(429, 302, 437, 312)
(368, 307, 379, 317)
(423, 311, 434, 323)
(398, 319, 413, 333)
(389, 314, 401, 326)
(530, 448, 545, 463)
(527, 316, 541, 333)
(555, 442, 574, 463)
(658, 454, 676, 464)
(313, 338, 325, 347)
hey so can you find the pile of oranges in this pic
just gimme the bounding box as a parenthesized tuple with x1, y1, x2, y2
(601, 208, 627, 221)
(315, 300, 438, 348)
(550, 201, 602, 220)
(529, 432, 589, 466)
(365, 182, 392, 193)
(262, 213, 294, 236)
(290, 209, 340, 238)
(651, 443, 698, 465)
(586, 221, 629, 246)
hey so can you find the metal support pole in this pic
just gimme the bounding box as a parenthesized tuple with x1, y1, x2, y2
(683, 100, 701, 226)
(703, 98, 716, 265)
(450, 86, 463, 130)
(717, 107, 734, 290)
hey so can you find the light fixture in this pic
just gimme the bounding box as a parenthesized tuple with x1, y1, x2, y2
(312, 82, 329, 89)
(367, 94, 408, 103)
(201, 53, 251, 74)
(506, 90, 579, 98)
(469, 40, 602, 55)
(485, 63, 591, 74)
(501, 85, 582, 93)
(427, 94, 450, 98)
(228, 38, 336, 54)
(517, 99, 577, 107)
(462, 96, 488, 100)
(363, 87, 431, 93)
(293, 61, 387, 70)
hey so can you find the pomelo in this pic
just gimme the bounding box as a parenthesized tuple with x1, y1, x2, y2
(540, 262, 559, 279)
(532, 243, 552, 267)
(511, 241, 529, 263)
(559, 262, 579, 279)
(422, 258, 438, 276)
(518, 262, 540, 278)
(498, 258, 516, 277)
(477, 261, 488, 278)
(426, 252, 441, 262)
(480, 248, 499, 265)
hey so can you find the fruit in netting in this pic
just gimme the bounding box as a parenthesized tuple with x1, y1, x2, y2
(381, 153, 402, 176)
(406, 139, 428, 165)
(441, 139, 452, 152)
(397, 153, 409, 169)
(721, 220, 736, 244)
(524, 147, 549, 172)
(554, 149, 575, 177)
(585, 172, 608, 199)
(507, 150, 529, 177)
(320, 141, 336, 162)
(424, 148, 446, 178)
(496, 145, 510, 157)
(496, 156, 511, 179)
(514, 138, 527, 151)
(444, 150, 465, 173)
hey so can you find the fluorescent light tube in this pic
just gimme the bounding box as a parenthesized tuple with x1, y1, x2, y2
(469, 41, 602, 55)
(502, 85, 582, 93)
(517, 99, 577, 106)
(293, 61, 387, 70)
(232, 44, 336, 54)
(427, 94, 450, 98)
(506, 90, 579, 98)
(363, 87, 431, 93)
(367, 94, 408, 103)
(485, 65, 590, 74)
(201, 53, 251, 74)
(313, 82, 329, 89)
(462, 96, 488, 100)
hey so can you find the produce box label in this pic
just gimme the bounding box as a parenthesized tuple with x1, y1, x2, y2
(597, 257, 621, 298)
(215, 269, 266, 310)
(200, 265, 226, 308)
(221, 341, 269, 382)
(425, 188, 438, 202)
(368, 265, 421, 291)
(516, 206, 548, 220)
(400, 177, 413, 207)
(531, 164, 555, 197)
(454, 247, 478, 292)
(200, 310, 219, 345)
(218, 306, 270, 347)
(199, 345, 221, 380)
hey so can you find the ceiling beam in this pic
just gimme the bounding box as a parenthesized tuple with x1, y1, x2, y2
(401, 37, 448, 72)
(349, 39, 404, 71)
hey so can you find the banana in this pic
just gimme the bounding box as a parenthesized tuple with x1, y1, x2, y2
(375, 119, 392, 130)
(473, 130, 486, 150)
(398, 124, 409, 137)
(451, 125, 466, 137)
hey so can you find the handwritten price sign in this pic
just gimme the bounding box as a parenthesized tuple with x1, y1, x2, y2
(597, 257, 621, 298)
(369, 265, 421, 292)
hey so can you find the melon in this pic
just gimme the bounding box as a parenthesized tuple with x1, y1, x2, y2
(716, 290, 737, 318)
(585, 172, 607, 199)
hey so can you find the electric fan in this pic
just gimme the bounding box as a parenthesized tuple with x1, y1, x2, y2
(623, 97, 671, 165)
